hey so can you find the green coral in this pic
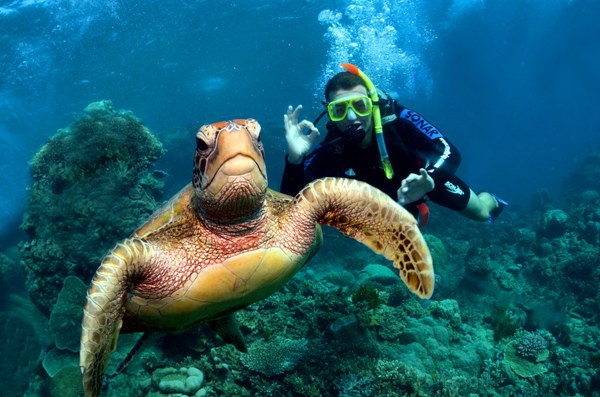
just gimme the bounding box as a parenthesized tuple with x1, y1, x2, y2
(42, 346, 79, 378)
(376, 305, 406, 340)
(429, 299, 462, 329)
(0, 295, 51, 395)
(29, 100, 163, 186)
(503, 340, 549, 378)
(49, 367, 83, 397)
(351, 283, 383, 310)
(49, 276, 87, 352)
(373, 359, 424, 395)
(487, 304, 522, 341)
(424, 233, 447, 269)
(0, 252, 18, 284)
(503, 329, 552, 378)
(19, 100, 165, 314)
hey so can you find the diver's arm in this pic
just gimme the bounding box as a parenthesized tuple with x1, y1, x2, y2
(393, 107, 461, 204)
(280, 134, 348, 196)
(280, 155, 307, 196)
(423, 136, 460, 194)
(397, 168, 434, 205)
(281, 145, 340, 196)
(281, 105, 321, 196)
(398, 108, 462, 176)
(284, 105, 320, 164)
(426, 136, 461, 176)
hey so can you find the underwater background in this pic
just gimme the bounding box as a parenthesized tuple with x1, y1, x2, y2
(1, 0, 600, 396)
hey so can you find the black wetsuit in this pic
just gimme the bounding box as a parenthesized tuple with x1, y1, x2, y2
(280, 102, 472, 218)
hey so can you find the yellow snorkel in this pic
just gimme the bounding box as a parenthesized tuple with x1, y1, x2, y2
(341, 63, 394, 179)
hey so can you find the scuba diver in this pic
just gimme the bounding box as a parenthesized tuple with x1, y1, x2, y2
(280, 63, 507, 226)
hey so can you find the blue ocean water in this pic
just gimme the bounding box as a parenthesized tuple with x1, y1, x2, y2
(1, 1, 600, 395)
(2, 0, 599, 244)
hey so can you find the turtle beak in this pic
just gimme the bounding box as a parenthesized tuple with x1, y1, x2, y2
(204, 121, 267, 191)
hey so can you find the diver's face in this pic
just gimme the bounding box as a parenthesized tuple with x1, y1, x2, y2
(330, 85, 373, 148)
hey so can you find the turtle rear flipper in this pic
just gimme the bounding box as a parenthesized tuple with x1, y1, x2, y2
(293, 177, 434, 299)
(208, 314, 247, 352)
(80, 238, 147, 397)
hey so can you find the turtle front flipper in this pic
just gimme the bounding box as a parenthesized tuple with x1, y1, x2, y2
(292, 177, 434, 299)
(80, 238, 148, 397)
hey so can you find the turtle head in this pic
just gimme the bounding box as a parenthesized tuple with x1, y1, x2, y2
(193, 119, 267, 222)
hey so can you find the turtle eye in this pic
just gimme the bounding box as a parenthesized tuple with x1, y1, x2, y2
(245, 119, 261, 141)
(196, 137, 209, 151)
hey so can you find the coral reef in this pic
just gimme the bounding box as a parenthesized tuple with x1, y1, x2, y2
(48, 275, 87, 352)
(240, 336, 308, 376)
(150, 366, 206, 396)
(562, 145, 600, 199)
(335, 372, 374, 396)
(8, 115, 600, 397)
(42, 345, 79, 378)
(49, 367, 83, 397)
(0, 313, 44, 396)
(351, 283, 384, 310)
(536, 209, 569, 239)
(503, 339, 549, 378)
(0, 252, 19, 285)
(39, 274, 147, 388)
(0, 295, 50, 396)
(424, 233, 447, 269)
(355, 264, 400, 287)
(513, 330, 550, 361)
(19, 100, 165, 315)
(429, 299, 462, 329)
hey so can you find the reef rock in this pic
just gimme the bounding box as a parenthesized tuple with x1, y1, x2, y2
(19, 100, 165, 314)
(536, 209, 569, 239)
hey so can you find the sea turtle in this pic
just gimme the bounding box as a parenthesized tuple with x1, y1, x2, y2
(80, 118, 434, 396)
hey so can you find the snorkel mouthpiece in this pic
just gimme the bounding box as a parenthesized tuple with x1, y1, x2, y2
(341, 63, 394, 179)
(342, 123, 367, 145)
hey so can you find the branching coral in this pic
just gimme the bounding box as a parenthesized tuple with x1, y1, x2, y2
(514, 330, 549, 361)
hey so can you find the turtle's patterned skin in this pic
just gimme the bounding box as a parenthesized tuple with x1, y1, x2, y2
(80, 119, 434, 396)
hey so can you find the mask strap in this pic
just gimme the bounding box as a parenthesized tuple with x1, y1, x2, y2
(312, 108, 328, 126)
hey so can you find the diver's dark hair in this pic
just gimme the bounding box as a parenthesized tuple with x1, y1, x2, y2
(324, 72, 366, 102)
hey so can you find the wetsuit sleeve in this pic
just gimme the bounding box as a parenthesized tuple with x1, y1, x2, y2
(280, 155, 307, 196)
(397, 107, 462, 179)
(280, 134, 349, 196)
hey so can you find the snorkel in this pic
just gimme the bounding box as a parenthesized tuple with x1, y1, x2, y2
(341, 63, 394, 179)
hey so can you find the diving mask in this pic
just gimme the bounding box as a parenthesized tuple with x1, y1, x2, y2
(327, 95, 373, 121)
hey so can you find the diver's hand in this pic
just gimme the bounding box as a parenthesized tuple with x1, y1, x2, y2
(284, 105, 320, 164)
(397, 168, 435, 205)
